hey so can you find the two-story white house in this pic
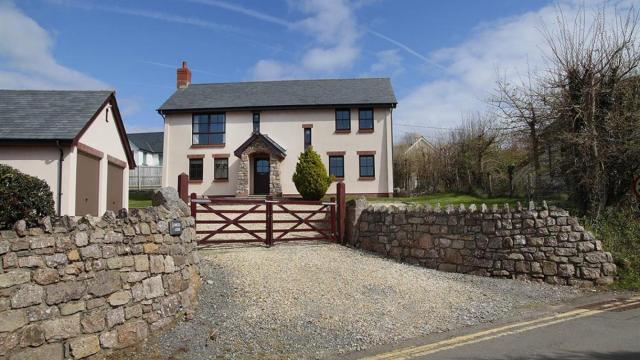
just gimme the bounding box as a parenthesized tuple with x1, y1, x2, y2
(158, 62, 396, 197)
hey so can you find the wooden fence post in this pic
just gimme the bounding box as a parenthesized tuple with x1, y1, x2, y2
(336, 182, 346, 244)
(330, 196, 337, 243)
(178, 173, 189, 203)
(190, 193, 197, 217)
(265, 195, 273, 247)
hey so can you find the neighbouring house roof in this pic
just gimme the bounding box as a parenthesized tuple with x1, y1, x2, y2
(0, 90, 135, 168)
(404, 136, 434, 155)
(128, 132, 164, 153)
(158, 78, 397, 113)
(234, 132, 286, 159)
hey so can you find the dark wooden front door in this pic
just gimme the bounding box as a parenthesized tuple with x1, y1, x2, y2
(253, 157, 270, 195)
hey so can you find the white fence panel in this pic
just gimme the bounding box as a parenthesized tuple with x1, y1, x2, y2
(129, 166, 162, 190)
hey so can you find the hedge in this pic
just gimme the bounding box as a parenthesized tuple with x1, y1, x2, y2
(0, 164, 55, 229)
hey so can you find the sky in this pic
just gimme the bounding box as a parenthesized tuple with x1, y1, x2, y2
(0, 0, 634, 139)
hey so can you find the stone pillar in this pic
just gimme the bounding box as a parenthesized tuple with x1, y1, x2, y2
(236, 154, 249, 196)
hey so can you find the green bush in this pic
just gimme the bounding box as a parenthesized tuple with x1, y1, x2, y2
(292, 146, 333, 200)
(0, 164, 55, 229)
(583, 205, 640, 290)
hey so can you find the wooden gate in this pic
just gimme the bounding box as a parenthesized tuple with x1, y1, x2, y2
(191, 183, 346, 246)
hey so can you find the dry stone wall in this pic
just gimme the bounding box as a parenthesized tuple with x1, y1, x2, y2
(347, 200, 616, 287)
(0, 190, 200, 359)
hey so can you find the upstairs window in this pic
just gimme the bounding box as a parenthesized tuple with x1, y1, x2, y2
(214, 158, 228, 180)
(359, 108, 374, 130)
(329, 156, 344, 178)
(335, 109, 351, 131)
(189, 159, 203, 180)
(304, 128, 312, 150)
(359, 155, 375, 178)
(193, 113, 225, 145)
(252, 112, 260, 133)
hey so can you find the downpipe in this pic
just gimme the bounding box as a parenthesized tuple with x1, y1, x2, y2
(56, 140, 63, 216)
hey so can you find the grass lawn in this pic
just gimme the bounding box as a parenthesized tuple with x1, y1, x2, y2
(368, 192, 526, 207)
(129, 190, 154, 208)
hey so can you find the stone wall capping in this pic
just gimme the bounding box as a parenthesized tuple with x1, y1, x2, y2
(516, 201, 523, 211)
(445, 204, 455, 214)
(347, 198, 616, 288)
(528, 200, 536, 211)
(0, 187, 199, 359)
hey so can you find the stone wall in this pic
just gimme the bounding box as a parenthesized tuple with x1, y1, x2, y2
(347, 200, 616, 287)
(0, 190, 200, 359)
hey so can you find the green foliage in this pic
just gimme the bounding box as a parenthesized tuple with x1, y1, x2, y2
(292, 146, 333, 200)
(0, 164, 55, 229)
(584, 205, 640, 290)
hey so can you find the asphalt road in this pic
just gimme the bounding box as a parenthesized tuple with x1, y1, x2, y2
(347, 295, 640, 360)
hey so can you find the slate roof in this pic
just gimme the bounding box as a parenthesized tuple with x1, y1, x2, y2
(0, 90, 113, 140)
(234, 132, 286, 159)
(158, 78, 397, 112)
(128, 132, 164, 153)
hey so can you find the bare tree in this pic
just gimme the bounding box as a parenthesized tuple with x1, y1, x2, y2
(491, 70, 552, 192)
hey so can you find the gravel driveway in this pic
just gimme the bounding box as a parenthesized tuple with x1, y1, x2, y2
(120, 242, 582, 359)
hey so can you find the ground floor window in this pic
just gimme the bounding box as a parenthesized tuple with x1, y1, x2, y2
(189, 159, 203, 180)
(214, 158, 228, 180)
(329, 156, 344, 178)
(359, 155, 375, 178)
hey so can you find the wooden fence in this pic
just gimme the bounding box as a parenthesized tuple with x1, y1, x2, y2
(129, 166, 162, 190)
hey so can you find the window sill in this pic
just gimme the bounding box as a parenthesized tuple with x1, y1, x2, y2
(357, 129, 374, 134)
(191, 144, 225, 148)
(358, 177, 375, 181)
(332, 177, 345, 182)
(334, 129, 351, 134)
(213, 179, 229, 182)
(189, 180, 203, 184)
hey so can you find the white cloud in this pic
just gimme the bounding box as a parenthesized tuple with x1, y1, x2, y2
(0, 1, 108, 89)
(370, 49, 402, 73)
(394, 0, 636, 139)
(251, 0, 360, 79)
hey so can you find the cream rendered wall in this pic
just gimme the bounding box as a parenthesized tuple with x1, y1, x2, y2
(77, 105, 130, 215)
(0, 145, 74, 214)
(162, 107, 393, 196)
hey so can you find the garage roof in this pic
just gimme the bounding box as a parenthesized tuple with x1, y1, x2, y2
(0, 90, 114, 140)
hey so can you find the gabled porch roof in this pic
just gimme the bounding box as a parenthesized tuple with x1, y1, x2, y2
(233, 132, 286, 159)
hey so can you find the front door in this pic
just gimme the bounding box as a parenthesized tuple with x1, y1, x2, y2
(253, 157, 270, 195)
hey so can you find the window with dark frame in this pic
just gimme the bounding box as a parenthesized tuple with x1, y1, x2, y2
(304, 128, 312, 150)
(214, 158, 228, 180)
(359, 155, 375, 178)
(189, 159, 203, 180)
(329, 156, 344, 178)
(359, 108, 374, 130)
(252, 113, 260, 133)
(192, 113, 225, 145)
(335, 109, 351, 131)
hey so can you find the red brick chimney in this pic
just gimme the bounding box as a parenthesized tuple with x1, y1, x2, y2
(177, 61, 191, 89)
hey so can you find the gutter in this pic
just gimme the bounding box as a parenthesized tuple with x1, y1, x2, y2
(55, 140, 64, 216)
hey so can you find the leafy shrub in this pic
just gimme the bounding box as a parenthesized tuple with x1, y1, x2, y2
(584, 205, 640, 290)
(0, 164, 55, 229)
(292, 146, 333, 200)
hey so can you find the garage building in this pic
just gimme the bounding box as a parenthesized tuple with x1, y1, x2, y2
(0, 90, 136, 216)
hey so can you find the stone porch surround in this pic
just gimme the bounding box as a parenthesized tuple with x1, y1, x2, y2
(235, 137, 283, 197)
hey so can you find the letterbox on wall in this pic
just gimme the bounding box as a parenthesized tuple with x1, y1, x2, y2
(170, 219, 183, 236)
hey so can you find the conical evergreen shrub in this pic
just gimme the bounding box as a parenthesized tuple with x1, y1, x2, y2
(292, 146, 332, 200)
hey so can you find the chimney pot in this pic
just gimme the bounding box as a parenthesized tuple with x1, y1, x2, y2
(177, 61, 192, 89)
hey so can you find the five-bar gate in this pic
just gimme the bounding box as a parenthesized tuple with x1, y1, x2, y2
(191, 183, 345, 246)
